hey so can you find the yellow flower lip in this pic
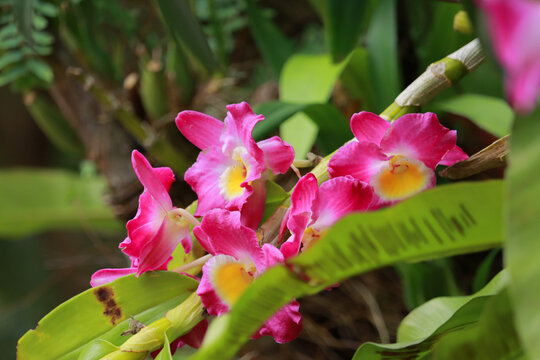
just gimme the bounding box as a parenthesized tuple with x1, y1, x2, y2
(371, 155, 433, 201)
(210, 255, 255, 306)
(219, 147, 250, 201)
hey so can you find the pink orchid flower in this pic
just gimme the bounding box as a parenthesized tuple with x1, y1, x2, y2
(478, 0, 540, 113)
(90, 151, 198, 286)
(280, 173, 374, 259)
(194, 209, 302, 343)
(176, 102, 295, 229)
(328, 112, 468, 205)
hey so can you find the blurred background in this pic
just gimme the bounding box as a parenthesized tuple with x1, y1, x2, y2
(0, 0, 509, 358)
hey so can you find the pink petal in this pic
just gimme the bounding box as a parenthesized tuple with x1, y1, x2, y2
(221, 102, 265, 158)
(439, 145, 469, 167)
(90, 267, 137, 287)
(176, 319, 208, 349)
(175, 110, 224, 150)
(257, 136, 295, 174)
(252, 300, 302, 343)
(137, 216, 191, 275)
(290, 173, 318, 216)
(506, 63, 540, 113)
(311, 176, 373, 229)
(380, 113, 458, 169)
(261, 243, 285, 269)
(132, 150, 173, 211)
(193, 226, 214, 254)
(240, 177, 267, 230)
(350, 111, 390, 145)
(280, 214, 310, 259)
(328, 141, 389, 182)
(124, 191, 165, 258)
(197, 258, 230, 316)
(185, 147, 230, 217)
(197, 209, 265, 268)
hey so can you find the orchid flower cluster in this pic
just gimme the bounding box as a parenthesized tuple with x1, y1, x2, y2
(91, 102, 467, 347)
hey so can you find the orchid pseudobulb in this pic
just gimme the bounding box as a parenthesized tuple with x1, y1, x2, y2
(91, 150, 197, 286)
(194, 209, 302, 343)
(176, 102, 295, 229)
(328, 112, 468, 206)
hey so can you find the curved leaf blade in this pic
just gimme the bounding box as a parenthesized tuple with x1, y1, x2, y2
(17, 272, 198, 360)
(189, 181, 504, 359)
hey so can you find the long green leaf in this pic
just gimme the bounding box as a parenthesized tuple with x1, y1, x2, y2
(155, 0, 218, 72)
(433, 94, 513, 137)
(506, 106, 540, 358)
(0, 169, 121, 237)
(366, 0, 401, 112)
(261, 180, 288, 224)
(432, 290, 524, 360)
(303, 103, 350, 154)
(310, 0, 370, 62)
(351, 270, 507, 360)
(189, 181, 504, 359)
(245, 0, 294, 76)
(12, 0, 34, 46)
(17, 272, 198, 360)
(252, 101, 306, 140)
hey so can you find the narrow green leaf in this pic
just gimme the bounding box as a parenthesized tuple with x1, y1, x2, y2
(140, 60, 169, 120)
(32, 30, 54, 46)
(78, 339, 119, 360)
(245, 0, 294, 76)
(0, 50, 24, 70)
(0, 63, 27, 86)
(340, 47, 376, 112)
(366, 0, 401, 112)
(432, 290, 524, 360)
(155, 333, 173, 360)
(433, 94, 513, 137)
(472, 249, 500, 293)
(155, 0, 219, 72)
(0, 23, 18, 39)
(190, 181, 504, 359)
(12, 0, 34, 46)
(17, 272, 198, 360)
(311, 0, 370, 62)
(0, 34, 24, 49)
(0, 169, 122, 237)
(506, 106, 540, 359)
(261, 180, 288, 224)
(25, 58, 53, 82)
(33, 0, 58, 17)
(252, 101, 306, 140)
(350, 271, 508, 360)
(24, 92, 82, 153)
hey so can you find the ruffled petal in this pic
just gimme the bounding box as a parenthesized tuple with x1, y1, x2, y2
(131, 150, 173, 210)
(350, 111, 390, 145)
(175, 110, 224, 150)
(439, 144, 469, 167)
(261, 243, 285, 269)
(280, 213, 310, 259)
(90, 267, 137, 287)
(380, 113, 459, 169)
(257, 136, 295, 174)
(311, 176, 373, 229)
(185, 147, 231, 217)
(197, 209, 265, 268)
(137, 216, 191, 275)
(252, 300, 302, 344)
(290, 173, 318, 216)
(221, 102, 265, 158)
(124, 191, 165, 258)
(328, 141, 389, 182)
(240, 177, 266, 230)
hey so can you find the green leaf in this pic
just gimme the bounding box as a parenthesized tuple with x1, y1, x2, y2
(279, 53, 346, 104)
(366, 0, 401, 112)
(32, 29, 54, 46)
(155, 333, 173, 360)
(310, 0, 370, 62)
(78, 339, 119, 360)
(303, 103, 350, 154)
(261, 180, 288, 224)
(472, 249, 500, 293)
(24, 92, 82, 154)
(155, 0, 219, 72)
(340, 47, 376, 112)
(17, 272, 198, 360)
(0, 63, 27, 86)
(280, 112, 318, 159)
(12, 0, 34, 46)
(506, 106, 540, 359)
(432, 290, 524, 360)
(350, 270, 508, 360)
(433, 94, 513, 137)
(25, 58, 53, 82)
(0, 169, 122, 237)
(245, 0, 294, 76)
(190, 181, 504, 359)
(252, 101, 306, 140)
(0, 23, 18, 39)
(33, 0, 58, 17)
(0, 50, 24, 70)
